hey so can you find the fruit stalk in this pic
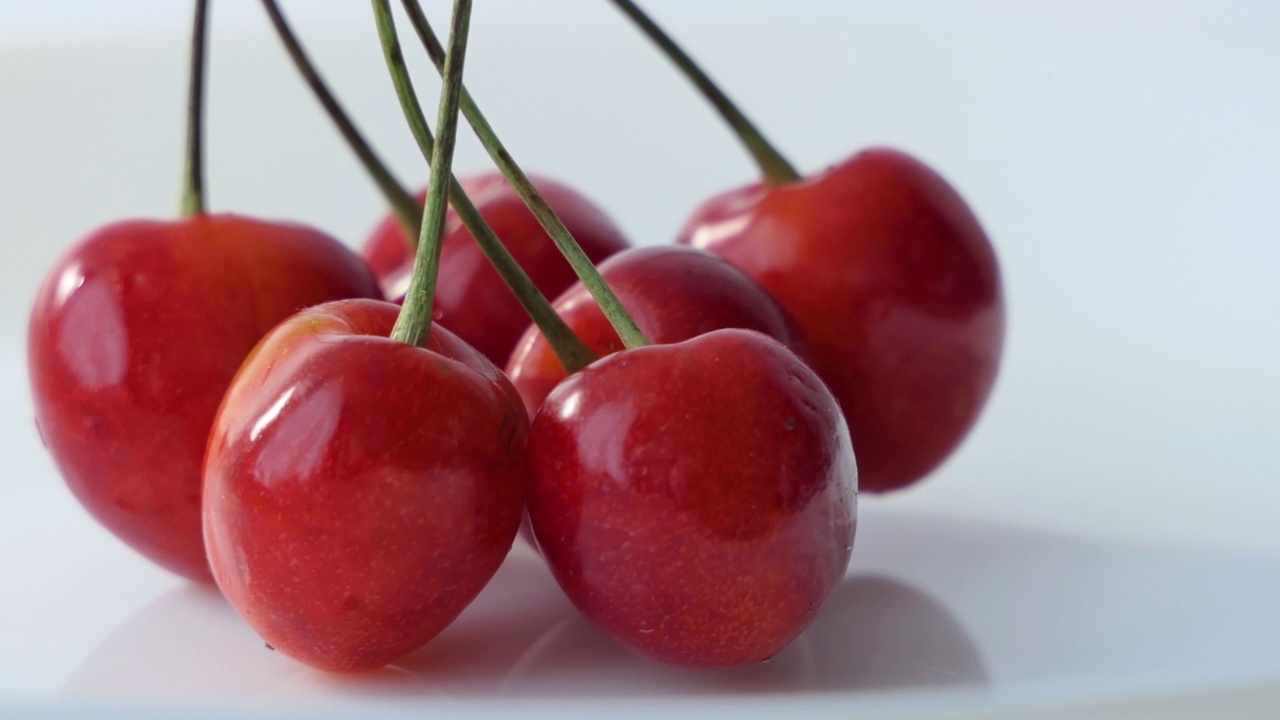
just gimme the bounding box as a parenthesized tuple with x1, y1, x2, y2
(180, 0, 209, 217)
(398, 0, 649, 350)
(390, 0, 471, 347)
(371, 1, 597, 369)
(259, 0, 423, 237)
(605, 0, 800, 186)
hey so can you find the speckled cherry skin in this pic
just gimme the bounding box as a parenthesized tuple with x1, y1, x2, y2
(27, 215, 382, 581)
(203, 299, 527, 672)
(529, 329, 856, 667)
(679, 148, 1004, 494)
(363, 172, 630, 365)
(505, 245, 809, 418)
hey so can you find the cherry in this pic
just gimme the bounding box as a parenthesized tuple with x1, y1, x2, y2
(679, 149, 1004, 493)
(528, 328, 856, 667)
(610, 1, 1004, 492)
(506, 245, 809, 417)
(28, 216, 381, 580)
(367, 172, 629, 365)
(26, 1, 382, 581)
(201, 1, 525, 670)
(203, 299, 526, 671)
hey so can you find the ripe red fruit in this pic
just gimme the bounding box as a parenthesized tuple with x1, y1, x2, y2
(506, 245, 809, 417)
(362, 172, 630, 365)
(528, 328, 856, 667)
(679, 148, 1005, 493)
(203, 299, 527, 672)
(27, 215, 382, 581)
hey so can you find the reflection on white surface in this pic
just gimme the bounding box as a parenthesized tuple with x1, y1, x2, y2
(0, 485, 1263, 713)
(850, 507, 1280, 697)
(494, 574, 986, 697)
(803, 576, 988, 692)
(63, 548, 980, 701)
(63, 586, 307, 699)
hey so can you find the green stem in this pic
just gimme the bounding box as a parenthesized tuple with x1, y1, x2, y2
(180, 0, 209, 217)
(389, 0, 471, 347)
(606, 0, 801, 186)
(259, 0, 422, 239)
(372, 1, 596, 369)
(399, 0, 649, 350)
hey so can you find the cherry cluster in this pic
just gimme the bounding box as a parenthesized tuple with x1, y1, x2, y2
(27, 0, 1003, 673)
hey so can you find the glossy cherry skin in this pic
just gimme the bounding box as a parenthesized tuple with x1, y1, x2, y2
(204, 299, 527, 672)
(529, 329, 856, 667)
(363, 172, 630, 366)
(28, 215, 382, 581)
(506, 245, 810, 418)
(679, 148, 1005, 493)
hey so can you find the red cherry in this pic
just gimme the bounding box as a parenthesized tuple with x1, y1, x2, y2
(506, 245, 810, 417)
(528, 328, 856, 667)
(203, 299, 526, 672)
(679, 148, 1005, 493)
(27, 215, 382, 581)
(362, 172, 630, 365)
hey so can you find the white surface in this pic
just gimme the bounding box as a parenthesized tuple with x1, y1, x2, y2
(3, 461, 1279, 718)
(2, 1, 1280, 717)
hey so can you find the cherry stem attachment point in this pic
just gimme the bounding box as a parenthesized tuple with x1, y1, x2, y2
(259, 0, 422, 240)
(390, 0, 471, 347)
(372, 1, 597, 369)
(606, 0, 801, 186)
(399, 0, 650, 350)
(180, 0, 209, 218)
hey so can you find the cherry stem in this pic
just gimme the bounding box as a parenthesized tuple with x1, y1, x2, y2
(372, 1, 597, 368)
(259, 0, 422, 239)
(180, 0, 209, 217)
(606, 0, 801, 186)
(399, 0, 650, 350)
(389, 0, 471, 347)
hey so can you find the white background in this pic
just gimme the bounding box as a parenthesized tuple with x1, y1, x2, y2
(3, 0, 1277, 551)
(0, 2, 1279, 715)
